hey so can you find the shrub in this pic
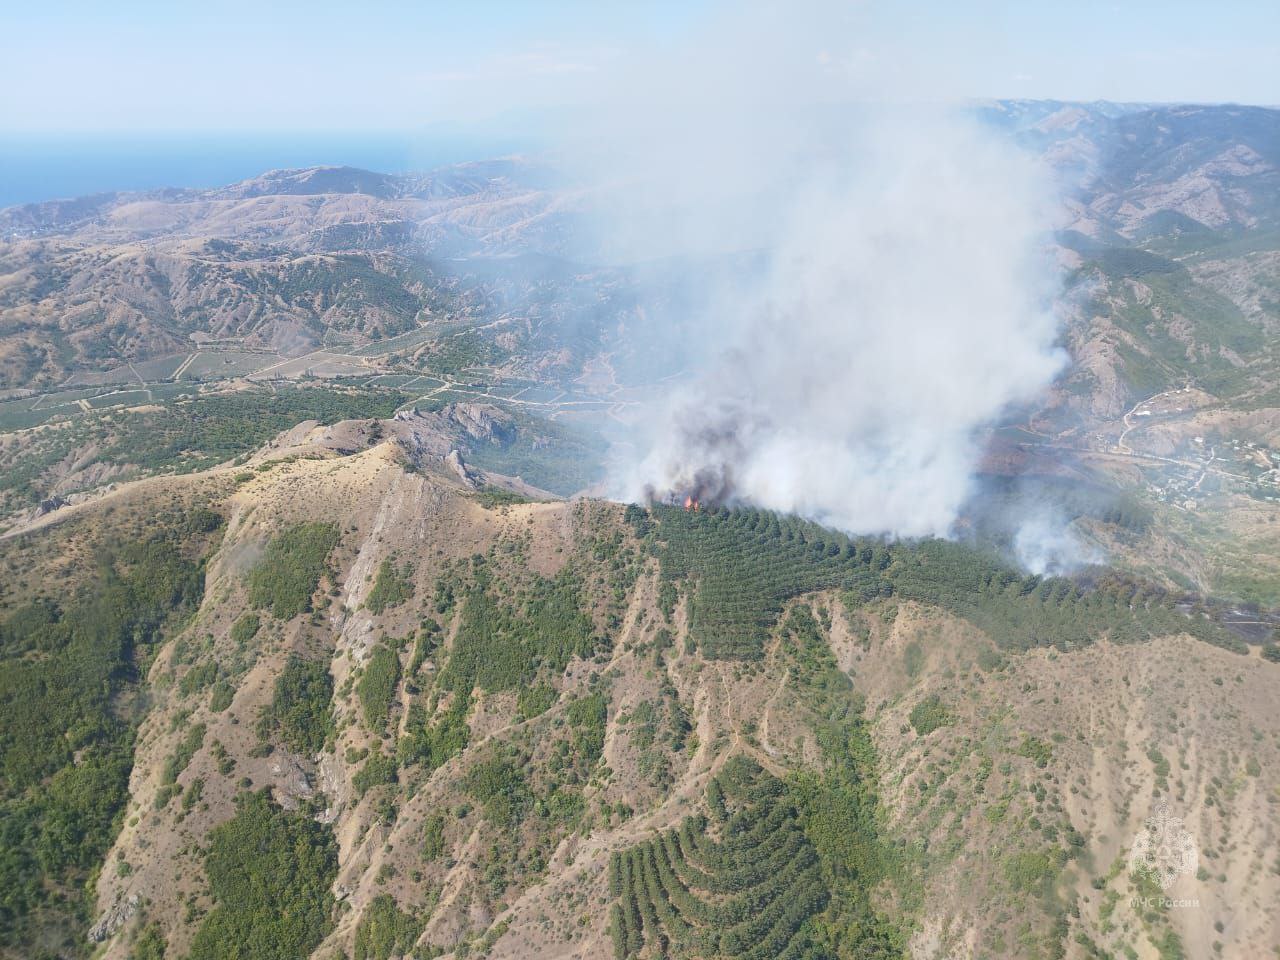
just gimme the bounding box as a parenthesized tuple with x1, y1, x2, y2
(247, 524, 339, 619)
(464, 753, 532, 828)
(517, 683, 557, 720)
(353, 894, 421, 960)
(179, 660, 219, 698)
(129, 924, 166, 960)
(353, 753, 397, 798)
(1018, 736, 1054, 768)
(358, 644, 401, 731)
(260, 656, 334, 754)
(476, 488, 529, 509)
(230, 613, 261, 646)
(908, 695, 954, 737)
(209, 679, 235, 713)
(902, 641, 925, 678)
(1004, 848, 1062, 900)
(1147, 747, 1171, 780)
(421, 813, 447, 860)
(186, 790, 337, 960)
(161, 723, 207, 786)
(364, 560, 414, 615)
(397, 698, 468, 771)
(566, 693, 608, 766)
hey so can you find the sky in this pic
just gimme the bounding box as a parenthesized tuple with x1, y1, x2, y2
(0, 0, 1276, 206)
(2, 0, 1277, 135)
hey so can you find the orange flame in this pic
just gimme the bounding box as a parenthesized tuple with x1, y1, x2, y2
(683, 495, 699, 512)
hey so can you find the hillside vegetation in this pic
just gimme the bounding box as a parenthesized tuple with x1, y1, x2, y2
(0, 435, 1269, 960)
(0, 504, 221, 955)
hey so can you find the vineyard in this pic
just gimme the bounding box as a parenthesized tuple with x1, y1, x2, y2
(608, 757, 831, 960)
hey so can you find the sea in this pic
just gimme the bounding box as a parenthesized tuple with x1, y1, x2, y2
(0, 132, 535, 209)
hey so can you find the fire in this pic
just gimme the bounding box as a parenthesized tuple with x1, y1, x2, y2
(683, 495, 700, 512)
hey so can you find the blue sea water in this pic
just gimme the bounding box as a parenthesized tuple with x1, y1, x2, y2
(0, 132, 533, 209)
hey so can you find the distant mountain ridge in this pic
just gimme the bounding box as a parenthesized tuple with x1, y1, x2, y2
(1, 99, 1277, 402)
(973, 100, 1280, 235)
(0, 156, 559, 238)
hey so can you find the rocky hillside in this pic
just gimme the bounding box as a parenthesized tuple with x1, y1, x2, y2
(0, 158, 593, 390)
(983, 100, 1280, 238)
(3, 103, 1278, 399)
(0, 161, 583, 391)
(1, 416, 1275, 960)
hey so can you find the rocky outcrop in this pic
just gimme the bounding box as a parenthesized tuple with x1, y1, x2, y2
(88, 893, 138, 943)
(444, 449, 478, 488)
(36, 495, 68, 516)
(444, 402, 515, 446)
(271, 752, 315, 811)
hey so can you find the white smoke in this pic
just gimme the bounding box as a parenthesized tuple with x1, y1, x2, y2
(1013, 509, 1104, 576)
(569, 2, 1070, 541)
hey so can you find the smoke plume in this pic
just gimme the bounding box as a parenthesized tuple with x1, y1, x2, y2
(1013, 508, 1104, 576)
(574, 3, 1069, 541)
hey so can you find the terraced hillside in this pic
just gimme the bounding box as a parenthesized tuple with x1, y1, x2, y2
(609, 759, 841, 960)
(651, 504, 1245, 658)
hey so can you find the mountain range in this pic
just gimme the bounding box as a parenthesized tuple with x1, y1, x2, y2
(0, 101, 1278, 960)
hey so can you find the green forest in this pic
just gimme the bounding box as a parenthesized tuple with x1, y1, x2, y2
(0, 511, 220, 954)
(186, 790, 338, 960)
(647, 504, 1245, 660)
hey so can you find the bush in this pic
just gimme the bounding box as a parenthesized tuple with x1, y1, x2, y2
(566, 693, 608, 766)
(187, 790, 338, 960)
(162, 723, 207, 786)
(209, 679, 235, 713)
(476, 488, 529, 509)
(364, 560, 414, 615)
(129, 924, 166, 960)
(908, 695, 954, 736)
(358, 644, 401, 731)
(1018, 736, 1054, 768)
(517, 683, 557, 720)
(179, 660, 219, 698)
(247, 524, 339, 619)
(1147, 746, 1171, 780)
(1004, 848, 1062, 900)
(260, 656, 334, 754)
(230, 613, 261, 646)
(421, 812, 447, 860)
(353, 894, 421, 960)
(464, 753, 532, 829)
(353, 753, 397, 798)
(397, 698, 468, 771)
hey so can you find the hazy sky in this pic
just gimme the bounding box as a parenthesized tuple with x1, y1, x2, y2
(2, 0, 1277, 134)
